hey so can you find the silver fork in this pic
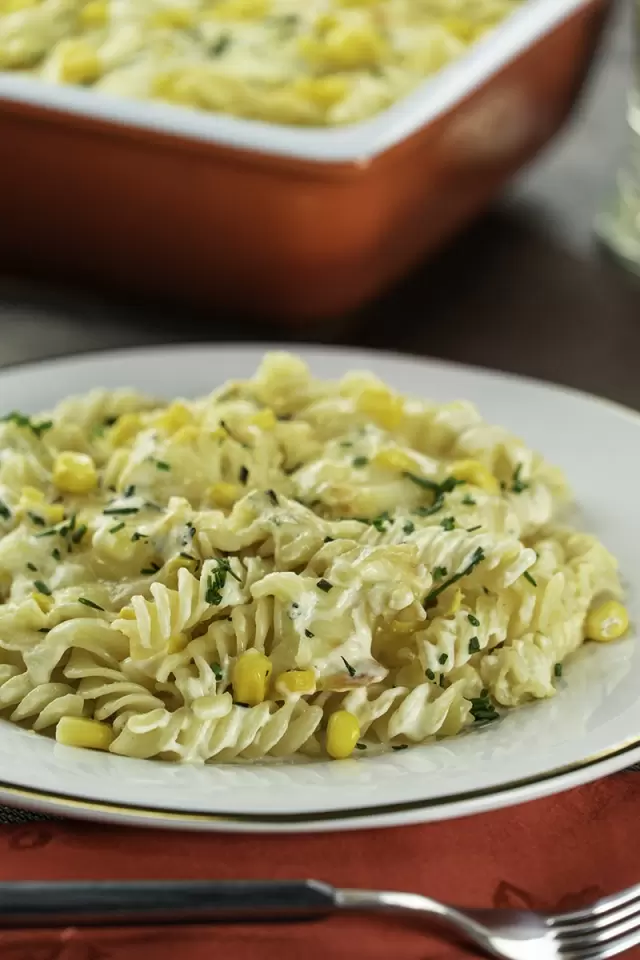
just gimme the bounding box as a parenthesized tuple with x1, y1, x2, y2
(0, 879, 639, 959)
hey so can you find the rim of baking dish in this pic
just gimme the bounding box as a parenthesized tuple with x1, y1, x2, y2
(0, 0, 595, 164)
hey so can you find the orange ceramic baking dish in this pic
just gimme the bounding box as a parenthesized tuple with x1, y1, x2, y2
(0, 0, 611, 322)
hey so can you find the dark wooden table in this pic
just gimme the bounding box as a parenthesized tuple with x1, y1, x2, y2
(0, 2, 637, 408)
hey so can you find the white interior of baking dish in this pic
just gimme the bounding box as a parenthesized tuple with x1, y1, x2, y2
(0, 0, 595, 163)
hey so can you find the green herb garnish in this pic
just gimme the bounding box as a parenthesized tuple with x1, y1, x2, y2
(433, 566, 447, 581)
(211, 663, 223, 680)
(323, 536, 334, 543)
(131, 531, 147, 542)
(1, 411, 53, 438)
(33, 580, 51, 596)
(371, 511, 391, 533)
(124, 485, 136, 497)
(28, 513, 46, 527)
(511, 464, 529, 494)
(0, 499, 10, 521)
(424, 547, 485, 608)
(462, 494, 476, 506)
(468, 614, 480, 627)
(78, 597, 105, 611)
(316, 578, 333, 593)
(438, 653, 448, 665)
(403, 520, 415, 535)
(304, 629, 314, 638)
(26, 562, 37, 572)
(71, 524, 87, 544)
(51, 548, 61, 561)
(470, 693, 499, 724)
(109, 522, 126, 534)
(210, 32, 231, 55)
(467, 525, 482, 533)
(425, 668, 436, 681)
(468, 636, 481, 654)
(440, 517, 455, 531)
(554, 663, 563, 678)
(155, 460, 171, 472)
(523, 571, 537, 587)
(355, 742, 367, 750)
(352, 456, 369, 468)
(238, 465, 249, 485)
(205, 558, 237, 605)
(103, 506, 139, 516)
(341, 656, 356, 677)
(266, 489, 279, 506)
(392, 744, 408, 751)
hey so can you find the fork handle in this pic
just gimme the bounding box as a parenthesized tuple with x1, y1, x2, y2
(0, 880, 338, 928)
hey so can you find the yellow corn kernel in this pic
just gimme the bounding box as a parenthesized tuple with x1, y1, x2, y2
(108, 412, 142, 446)
(56, 716, 113, 751)
(585, 601, 629, 643)
(19, 488, 65, 525)
(167, 632, 188, 654)
(31, 591, 53, 613)
(299, 25, 387, 71)
(205, 0, 268, 19)
(53, 452, 98, 495)
(448, 459, 499, 495)
(293, 76, 348, 109)
(443, 587, 463, 618)
(59, 41, 101, 85)
(373, 448, 418, 473)
(275, 669, 316, 697)
(208, 482, 242, 508)
(149, 6, 194, 28)
(153, 401, 193, 435)
(21, 485, 44, 502)
(249, 408, 277, 430)
(356, 386, 403, 430)
(326, 710, 360, 759)
(79, 0, 108, 27)
(117, 606, 136, 620)
(232, 650, 272, 706)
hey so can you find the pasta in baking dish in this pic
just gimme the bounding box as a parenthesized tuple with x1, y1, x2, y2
(0, 352, 628, 763)
(0, 0, 524, 126)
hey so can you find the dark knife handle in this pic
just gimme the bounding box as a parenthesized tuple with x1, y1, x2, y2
(0, 880, 338, 928)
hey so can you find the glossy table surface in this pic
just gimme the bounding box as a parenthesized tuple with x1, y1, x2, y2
(0, 2, 638, 410)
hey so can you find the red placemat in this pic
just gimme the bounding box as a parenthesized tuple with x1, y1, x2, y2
(1, 775, 639, 960)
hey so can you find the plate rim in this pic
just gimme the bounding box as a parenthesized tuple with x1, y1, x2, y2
(1, 341, 639, 830)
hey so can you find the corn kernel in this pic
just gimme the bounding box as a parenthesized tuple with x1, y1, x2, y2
(56, 716, 113, 751)
(108, 413, 142, 446)
(53, 452, 98, 495)
(59, 42, 101, 85)
(79, 0, 108, 27)
(373, 448, 418, 473)
(356, 387, 403, 430)
(326, 710, 360, 759)
(166, 633, 188, 654)
(21, 486, 44, 502)
(232, 650, 272, 706)
(117, 606, 135, 620)
(299, 24, 387, 71)
(294, 76, 348, 108)
(18, 488, 65, 525)
(448, 459, 499, 495)
(275, 669, 316, 697)
(208, 482, 242, 508)
(149, 6, 194, 28)
(585, 601, 629, 643)
(31, 591, 53, 613)
(443, 587, 463, 618)
(249, 408, 277, 430)
(153, 401, 193, 435)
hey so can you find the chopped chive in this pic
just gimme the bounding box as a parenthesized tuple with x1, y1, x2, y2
(440, 517, 455, 531)
(372, 511, 391, 533)
(109, 522, 125, 534)
(323, 536, 334, 543)
(32, 420, 53, 438)
(467, 525, 482, 533)
(51, 548, 61, 561)
(523, 571, 537, 587)
(470, 693, 499, 724)
(37, 628, 49, 633)
(316, 578, 333, 593)
(425, 668, 436, 681)
(468, 614, 480, 627)
(352, 456, 369, 468)
(424, 548, 485, 608)
(355, 742, 367, 750)
(403, 520, 415, 535)
(238, 465, 249, 485)
(33, 580, 51, 596)
(511, 464, 530, 494)
(28, 513, 46, 527)
(433, 566, 447, 581)
(339, 441, 353, 449)
(462, 494, 476, 506)
(0, 499, 10, 521)
(438, 653, 448, 665)
(341, 656, 356, 677)
(554, 663, 563, 678)
(131, 531, 147, 542)
(266, 489, 279, 506)
(103, 506, 139, 516)
(36, 528, 57, 538)
(71, 524, 87, 544)
(211, 663, 223, 680)
(124, 485, 136, 497)
(468, 636, 481, 654)
(155, 460, 171, 471)
(26, 562, 37, 572)
(304, 629, 314, 638)
(78, 597, 105, 611)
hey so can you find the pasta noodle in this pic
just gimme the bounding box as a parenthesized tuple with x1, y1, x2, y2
(0, 351, 628, 763)
(0, 0, 524, 127)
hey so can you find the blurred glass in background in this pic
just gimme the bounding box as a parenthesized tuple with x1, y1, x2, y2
(595, 0, 640, 269)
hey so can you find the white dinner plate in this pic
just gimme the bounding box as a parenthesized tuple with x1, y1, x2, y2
(0, 343, 638, 832)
